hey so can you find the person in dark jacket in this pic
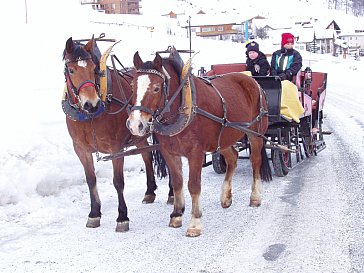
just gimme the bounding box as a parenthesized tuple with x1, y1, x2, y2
(245, 41, 270, 76)
(270, 33, 302, 81)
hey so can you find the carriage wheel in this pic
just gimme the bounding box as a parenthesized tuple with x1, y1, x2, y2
(272, 149, 289, 177)
(212, 152, 226, 174)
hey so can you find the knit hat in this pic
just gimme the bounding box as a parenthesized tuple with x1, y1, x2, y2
(281, 33, 295, 46)
(246, 41, 259, 53)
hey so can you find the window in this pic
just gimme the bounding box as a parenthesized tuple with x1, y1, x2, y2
(201, 27, 215, 32)
(217, 26, 224, 31)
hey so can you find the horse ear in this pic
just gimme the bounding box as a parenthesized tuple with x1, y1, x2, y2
(153, 53, 163, 70)
(133, 51, 143, 70)
(65, 37, 74, 54)
(84, 36, 95, 53)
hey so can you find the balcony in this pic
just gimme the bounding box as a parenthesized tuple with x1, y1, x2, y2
(80, 0, 98, 4)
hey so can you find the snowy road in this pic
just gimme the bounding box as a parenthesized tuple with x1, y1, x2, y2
(1, 71, 364, 273)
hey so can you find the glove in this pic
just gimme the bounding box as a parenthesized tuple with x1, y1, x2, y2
(278, 73, 287, 80)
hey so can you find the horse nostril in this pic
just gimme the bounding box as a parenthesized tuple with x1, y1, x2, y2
(138, 121, 144, 132)
(83, 101, 92, 111)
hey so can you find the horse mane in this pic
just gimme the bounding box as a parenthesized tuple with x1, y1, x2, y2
(138, 48, 184, 81)
(139, 60, 156, 70)
(62, 41, 101, 71)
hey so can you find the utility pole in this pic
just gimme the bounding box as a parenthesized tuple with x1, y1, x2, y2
(188, 16, 192, 57)
(25, 0, 28, 24)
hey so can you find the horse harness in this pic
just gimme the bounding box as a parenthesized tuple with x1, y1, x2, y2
(63, 41, 149, 161)
(132, 62, 270, 151)
(63, 42, 133, 121)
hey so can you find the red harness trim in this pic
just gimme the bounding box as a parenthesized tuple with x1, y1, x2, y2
(78, 81, 96, 91)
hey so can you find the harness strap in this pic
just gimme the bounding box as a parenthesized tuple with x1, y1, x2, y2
(110, 55, 129, 106)
(196, 75, 268, 144)
(202, 80, 227, 151)
(157, 66, 192, 119)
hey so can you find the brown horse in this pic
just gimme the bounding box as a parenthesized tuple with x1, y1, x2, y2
(62, 37, 171, 232)
(126, 47, 272, 237)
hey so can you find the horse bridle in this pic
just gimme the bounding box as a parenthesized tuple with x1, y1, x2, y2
(64, 57, 101, 110)
(130, 68, 171, 119)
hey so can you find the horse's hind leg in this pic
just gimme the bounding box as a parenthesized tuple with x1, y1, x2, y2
(137, 140, 157, 204)
(74, 146, 101, 228)
(249, 137, 264, 207)
(219, 146, 238, 208)
(166, 174, 174, 205)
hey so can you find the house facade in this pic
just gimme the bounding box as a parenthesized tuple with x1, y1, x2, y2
(81, 0, 141, 14)
(338, 33, 364, 49)
(192, 24, 238, 40)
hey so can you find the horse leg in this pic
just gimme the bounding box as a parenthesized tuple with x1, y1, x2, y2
(161, 153, 184, 228)
(219, 146, 238, 208)
(74, 146, 101, 228)
(248, 137, 264, 207)
(186, 152, 205, 237)
(136, 140, 157, 204)
(166, 173, 174, 205)
(112, 157, 129, 232)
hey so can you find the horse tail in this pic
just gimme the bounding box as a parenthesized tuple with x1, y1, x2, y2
(260, 143, 272, 182)
(151, 134, 168, 179)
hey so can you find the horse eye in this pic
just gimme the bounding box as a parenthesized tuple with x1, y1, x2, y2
(153, 86, 161, 93)
(68, 68, 74, 74)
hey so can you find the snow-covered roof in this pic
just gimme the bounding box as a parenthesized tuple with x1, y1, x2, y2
(297, 28, 336, 43)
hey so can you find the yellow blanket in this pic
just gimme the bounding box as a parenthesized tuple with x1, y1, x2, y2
(280, 80, 304, 123)
(239, 72, 304, 123)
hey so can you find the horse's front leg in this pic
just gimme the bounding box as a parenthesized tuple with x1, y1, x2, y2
(112, 157, 129, 232)
(186, 152, 204, 237)
(219, 146, 238, 208)
(161, 152, 184, 228)
(74, 145, 101, 228)
(136, 140, 157, 204)
(248, 137, 264, 207)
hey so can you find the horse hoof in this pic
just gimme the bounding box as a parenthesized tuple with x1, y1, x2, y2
(142, 194, 156, 204)
(86, 217, 101, 228)
(186, 228, 201, 237)
(166, 196, 174, 205)
(115, 221, 129, 232)
(221, 199, 232, 208)
(249, 199, 261, 207)
(169, 216, 182, 228)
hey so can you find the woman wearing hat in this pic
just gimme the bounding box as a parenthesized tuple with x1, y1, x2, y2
(271, 33, 302, 81)
(270, 33, 305, 123)
(245, 41, 270, 76)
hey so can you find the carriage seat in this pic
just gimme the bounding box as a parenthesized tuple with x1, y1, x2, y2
(205, 63, 247, 76)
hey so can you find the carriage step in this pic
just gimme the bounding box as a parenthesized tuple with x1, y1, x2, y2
(322, 131, 332, 135)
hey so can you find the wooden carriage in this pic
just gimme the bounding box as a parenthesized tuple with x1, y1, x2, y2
(201, 63, 328, 176)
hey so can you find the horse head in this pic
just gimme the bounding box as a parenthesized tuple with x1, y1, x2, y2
(126, 51, 167, 136)
(63, 36, 101, 114)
